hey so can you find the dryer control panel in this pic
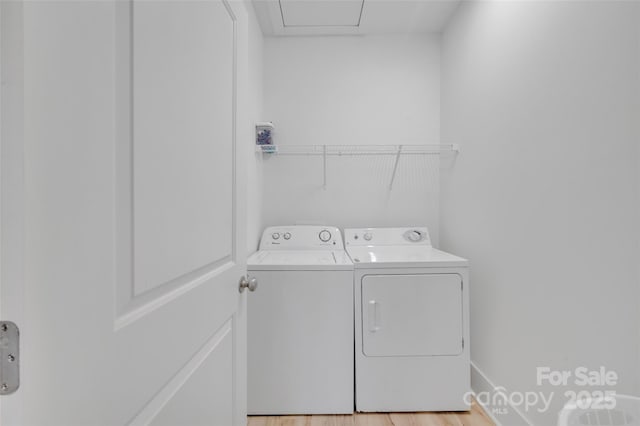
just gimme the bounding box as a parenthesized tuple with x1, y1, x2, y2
(345, 227, 431, 246)
(259, 226, 344, 250)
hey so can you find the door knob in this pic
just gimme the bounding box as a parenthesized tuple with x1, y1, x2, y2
(239, 275, 258, 293)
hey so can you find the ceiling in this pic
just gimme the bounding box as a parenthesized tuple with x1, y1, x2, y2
(252, 0, 462, 36)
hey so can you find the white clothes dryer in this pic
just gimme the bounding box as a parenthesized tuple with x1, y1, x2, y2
(345, 227, 470, 412)
(247, 226, 354, 414)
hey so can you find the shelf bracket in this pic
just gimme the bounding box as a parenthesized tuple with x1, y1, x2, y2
(389, 145, 403, 190)
(322, 145, 327, 190)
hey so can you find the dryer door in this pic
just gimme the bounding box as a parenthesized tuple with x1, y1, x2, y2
(361, 274, 463, 357)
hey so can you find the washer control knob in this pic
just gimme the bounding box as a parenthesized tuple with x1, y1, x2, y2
(271, 232, 280, 240)
(363, 232, 373, 241)
(283, 232, 291, 240)
(319, 230, 332, 242)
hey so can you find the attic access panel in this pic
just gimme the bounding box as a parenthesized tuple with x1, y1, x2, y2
(279, 0, 365, 27)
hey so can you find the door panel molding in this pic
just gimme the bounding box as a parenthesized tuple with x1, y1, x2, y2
(114, 259, 235, 331)
(127, 318, 233, 426)
(114, 0, 238, 329)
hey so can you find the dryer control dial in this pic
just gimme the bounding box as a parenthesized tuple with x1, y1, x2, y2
(283, 232, 291, 240)
(405, 230, 423, 242)
(363, 232, 372, 241)
(271, 232, 280, 240)
(318, 230, 332, 242)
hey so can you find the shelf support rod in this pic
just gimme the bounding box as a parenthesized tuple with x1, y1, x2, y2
(389, 145, 403, 190)
(322, 145, 327, 190)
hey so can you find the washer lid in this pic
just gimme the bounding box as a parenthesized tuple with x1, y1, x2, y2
(346, 246, 468, 268)
(247, 250, 353, 270)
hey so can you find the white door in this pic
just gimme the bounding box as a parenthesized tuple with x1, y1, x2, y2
(361, 274, 463, 357)
(1, 0, 250, 424)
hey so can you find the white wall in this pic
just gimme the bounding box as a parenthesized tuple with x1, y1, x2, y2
(244, 1, 264, 253)
(441, 2, 640, 424)
(261, 35, 442, 244)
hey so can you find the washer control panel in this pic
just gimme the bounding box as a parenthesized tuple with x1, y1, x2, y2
(259, 226, 343, 250)
(345, 227, 431, 246)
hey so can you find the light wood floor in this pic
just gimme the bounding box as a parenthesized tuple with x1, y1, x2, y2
(248, 399, 495, 426)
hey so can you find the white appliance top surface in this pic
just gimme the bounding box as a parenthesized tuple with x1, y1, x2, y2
(258, 225, 344, 250)
(344, 227, 468, 268)
(248, 250, 353, 270)
(347, 246, 467, 266)
(249, 250, 352, 265)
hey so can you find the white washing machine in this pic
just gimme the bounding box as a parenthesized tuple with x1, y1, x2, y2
(345, 227, 470, 412)
(247, 226, 354, 414)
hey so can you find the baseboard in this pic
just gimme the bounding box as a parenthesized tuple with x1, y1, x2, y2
(470, 361, 533, 426)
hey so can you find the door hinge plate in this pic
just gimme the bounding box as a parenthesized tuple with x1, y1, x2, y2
(0, 321, 19, 395)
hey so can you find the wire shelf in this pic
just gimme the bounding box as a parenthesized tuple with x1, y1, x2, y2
(255, 144, 460, 190)
(255, 144, 459, 156)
